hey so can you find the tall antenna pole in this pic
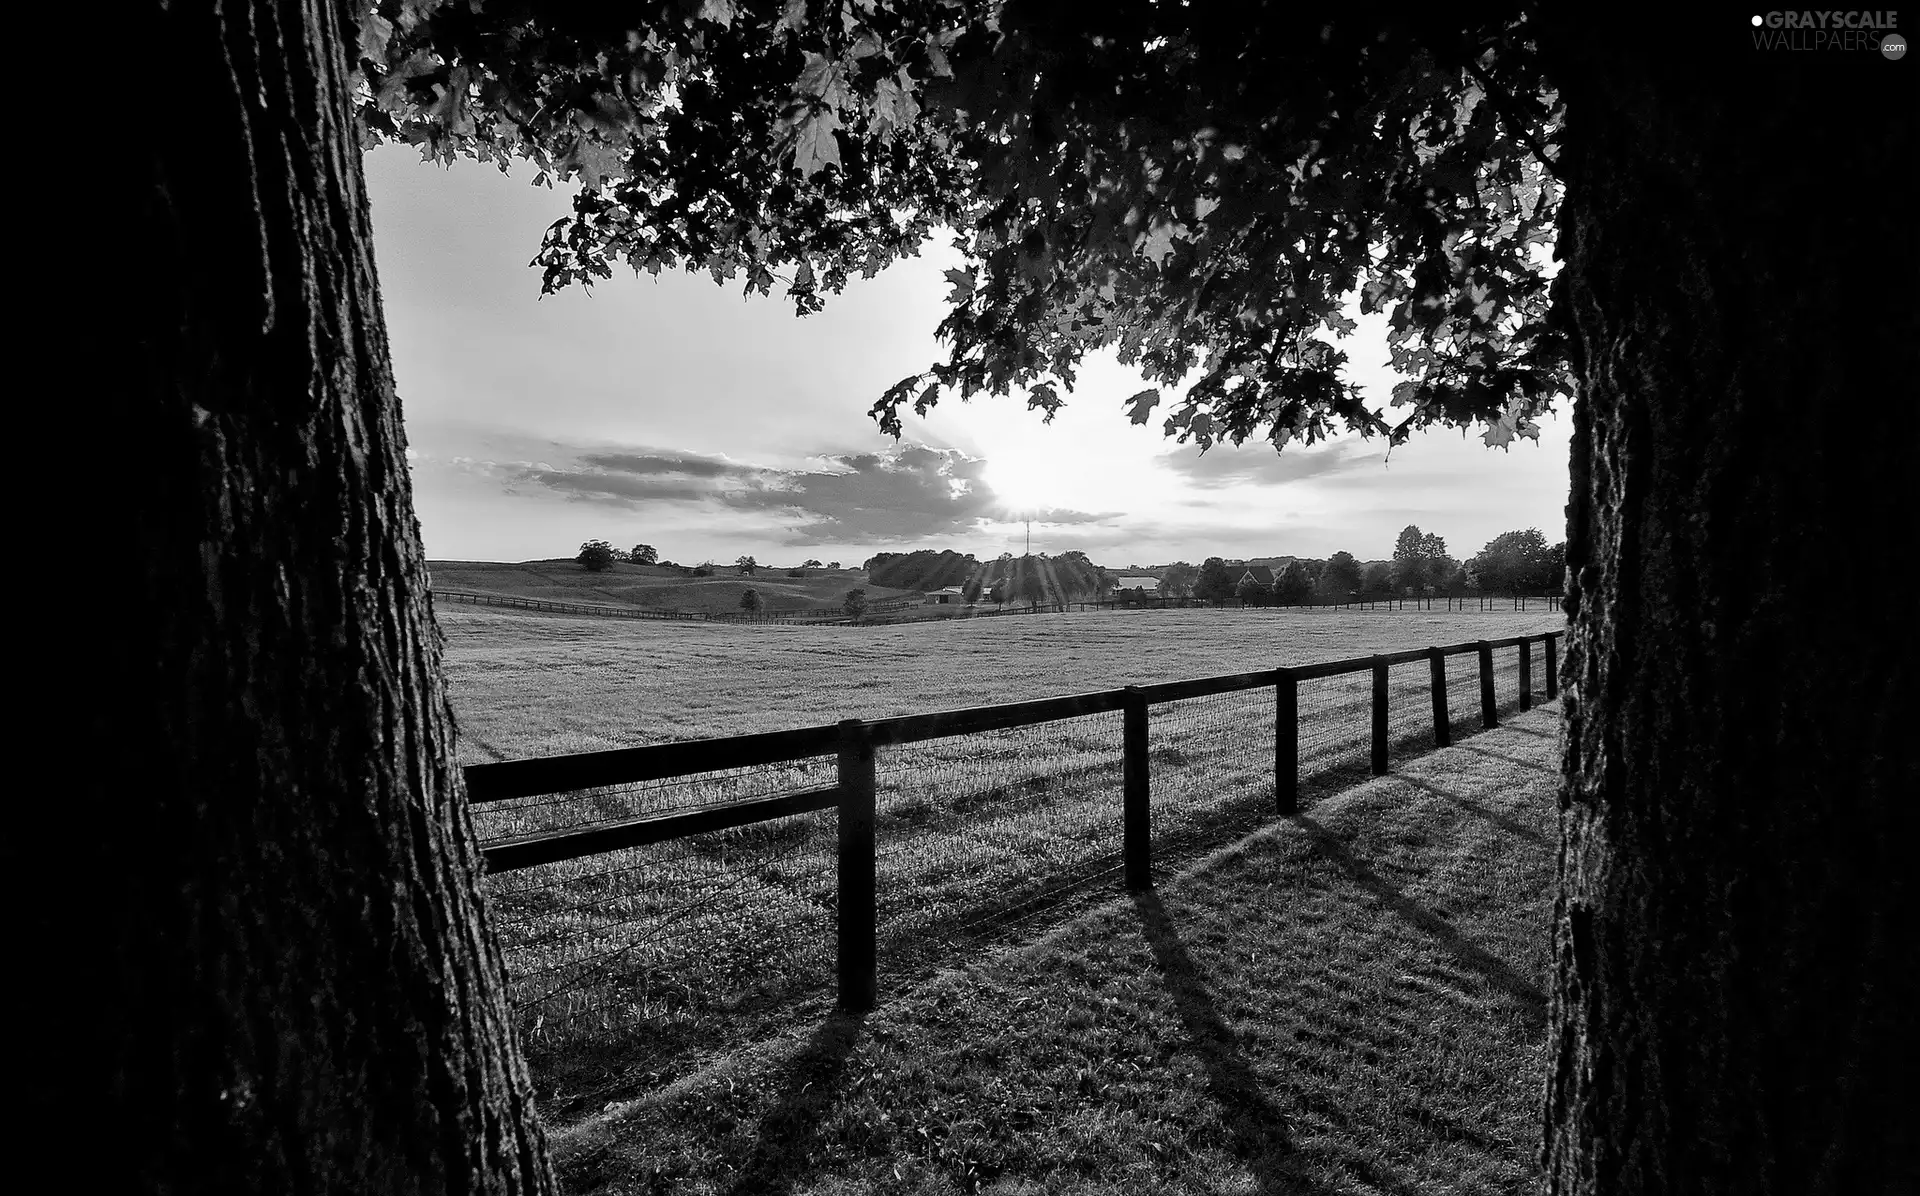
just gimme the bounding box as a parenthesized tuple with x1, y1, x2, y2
(1025, 518, 1031, 556)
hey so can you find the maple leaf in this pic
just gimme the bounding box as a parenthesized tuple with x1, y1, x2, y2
(557, 136, 624, 190)
(1125, 389, 1161, 424)
(1481, 401, 1542, 449)
(872, 75, 922, 138)
(790, 109, 844, 175)
(697, 0, 737, 29)
(795, 52, 853, 111)
(429, 67, 476, 138)
(1137, 220, 1187, 267)
(357, 9, 393, 62)
(944, 267, 976, 305)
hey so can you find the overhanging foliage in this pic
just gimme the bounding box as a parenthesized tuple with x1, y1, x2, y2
(360, 0, 1569, 456)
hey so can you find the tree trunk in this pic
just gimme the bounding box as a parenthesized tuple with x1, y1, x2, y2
(71, 1, 556, 1190)
(1544, 27, 1916, 1195)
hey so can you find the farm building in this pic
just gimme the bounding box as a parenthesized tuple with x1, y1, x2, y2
(925, 586, 969, 605)
(1111, 575, 1161, 591)
(1236, 565, 1277, 588)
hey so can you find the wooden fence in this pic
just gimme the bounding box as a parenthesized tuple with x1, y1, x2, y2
(467, 630, 1562, 1014)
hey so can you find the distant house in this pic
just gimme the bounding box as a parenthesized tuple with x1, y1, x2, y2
(1236, 565, 1277, 588)
(1111, 574, 1161, 592)
(925, 586, 969, 605)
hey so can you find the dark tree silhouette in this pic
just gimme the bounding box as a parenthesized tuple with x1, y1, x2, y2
(576, 539, 616, 572)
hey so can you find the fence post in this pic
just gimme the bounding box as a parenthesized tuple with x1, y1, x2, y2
(836, 719, 877, 1012)
(1518, 636, 1533, 711)
(1478, 641, 1498, 729)
(1428, 648, 1450, 748)
(1370, 657, 1389, 776)
(1545, 633, 1560, 699)
(1275, 669, 1298, 815)
(1122, 686, 1152, 890)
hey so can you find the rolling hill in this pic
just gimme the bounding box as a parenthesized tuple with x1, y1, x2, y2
(425, 559, 917, 616)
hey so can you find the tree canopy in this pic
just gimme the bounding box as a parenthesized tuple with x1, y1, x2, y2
(1157, 561, 1197, 599)
(1391, 524, 1454, 593)
(364, 2, 1564, 457)
(1318, 550, 1363, 598)
(1469, 526, 1560, 594)
(576, 538, 616, 571)
(1193, 557, 1237, 604)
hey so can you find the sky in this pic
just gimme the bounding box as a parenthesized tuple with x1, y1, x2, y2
(365, 146, 1571, 570)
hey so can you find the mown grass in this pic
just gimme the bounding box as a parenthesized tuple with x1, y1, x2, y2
(474, 660, 1547, 1102)
(548, 707, 1561, 1195)
(450, 609, 1558, 1123)
(439, 605, 1561, 763)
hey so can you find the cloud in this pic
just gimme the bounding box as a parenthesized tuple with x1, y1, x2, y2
(578, 452, 740, 478)
(1157, 439, 1384, 488)
(476, 440, 1112, 544)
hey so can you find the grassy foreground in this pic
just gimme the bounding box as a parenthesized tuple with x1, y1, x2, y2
(549, 706, 1561, 1195)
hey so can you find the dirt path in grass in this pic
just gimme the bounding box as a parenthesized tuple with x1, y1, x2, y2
(551, 705, 1563, 1195)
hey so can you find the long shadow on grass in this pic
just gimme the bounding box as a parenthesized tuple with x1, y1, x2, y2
(1287, 816, 1548, 1032)
(1129, 890, 1347, 1196)
(1494, 720, 1556, 740)
(721, 1011, 867, 1196)
(1392, 776, 1550, 847)
(1452, 742, 1558, 777)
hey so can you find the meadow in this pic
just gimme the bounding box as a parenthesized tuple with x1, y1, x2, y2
(441, 604, 1562, 1127)
(547, 709, 1561, 1194)
(439, 604, 1563, 765)
(429, 557, 914, 616)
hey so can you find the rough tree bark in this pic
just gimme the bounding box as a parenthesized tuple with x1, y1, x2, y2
(1543, 26, 1916, 1195)
(75, 1, 557, 1190)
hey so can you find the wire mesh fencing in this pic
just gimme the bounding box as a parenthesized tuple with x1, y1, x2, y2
(1384, 658, 1437, 756)
(1297, 671, 1374, 785)
(870, 710, 1127, 967)
(1446, 652, 1487, 745)
(1492, 642, 1529, 720)
(1147, 686, 1277, 857)
(1528, 636, 1554, 701)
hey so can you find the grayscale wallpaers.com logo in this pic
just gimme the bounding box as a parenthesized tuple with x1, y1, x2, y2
(1750, 11, 1907, 54)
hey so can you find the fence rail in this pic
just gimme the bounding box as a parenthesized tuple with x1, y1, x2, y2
(470, 630, 1563, 1031)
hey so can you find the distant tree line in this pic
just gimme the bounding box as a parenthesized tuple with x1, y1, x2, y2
(861, 548, 1107, 606)
(864, 549, 978, 591)
(573, 528, 1563, 602)
(1095, 527, 1563, 608)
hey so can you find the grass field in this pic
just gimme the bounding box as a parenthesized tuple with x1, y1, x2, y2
(439, 604, 1563, 764)
(428, 558, 915, 616)
(442, 604, 1562, 1129)
(548, 707, 1562, 1195)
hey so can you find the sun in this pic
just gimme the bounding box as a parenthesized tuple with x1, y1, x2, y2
(982, 446, 1064, 515)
